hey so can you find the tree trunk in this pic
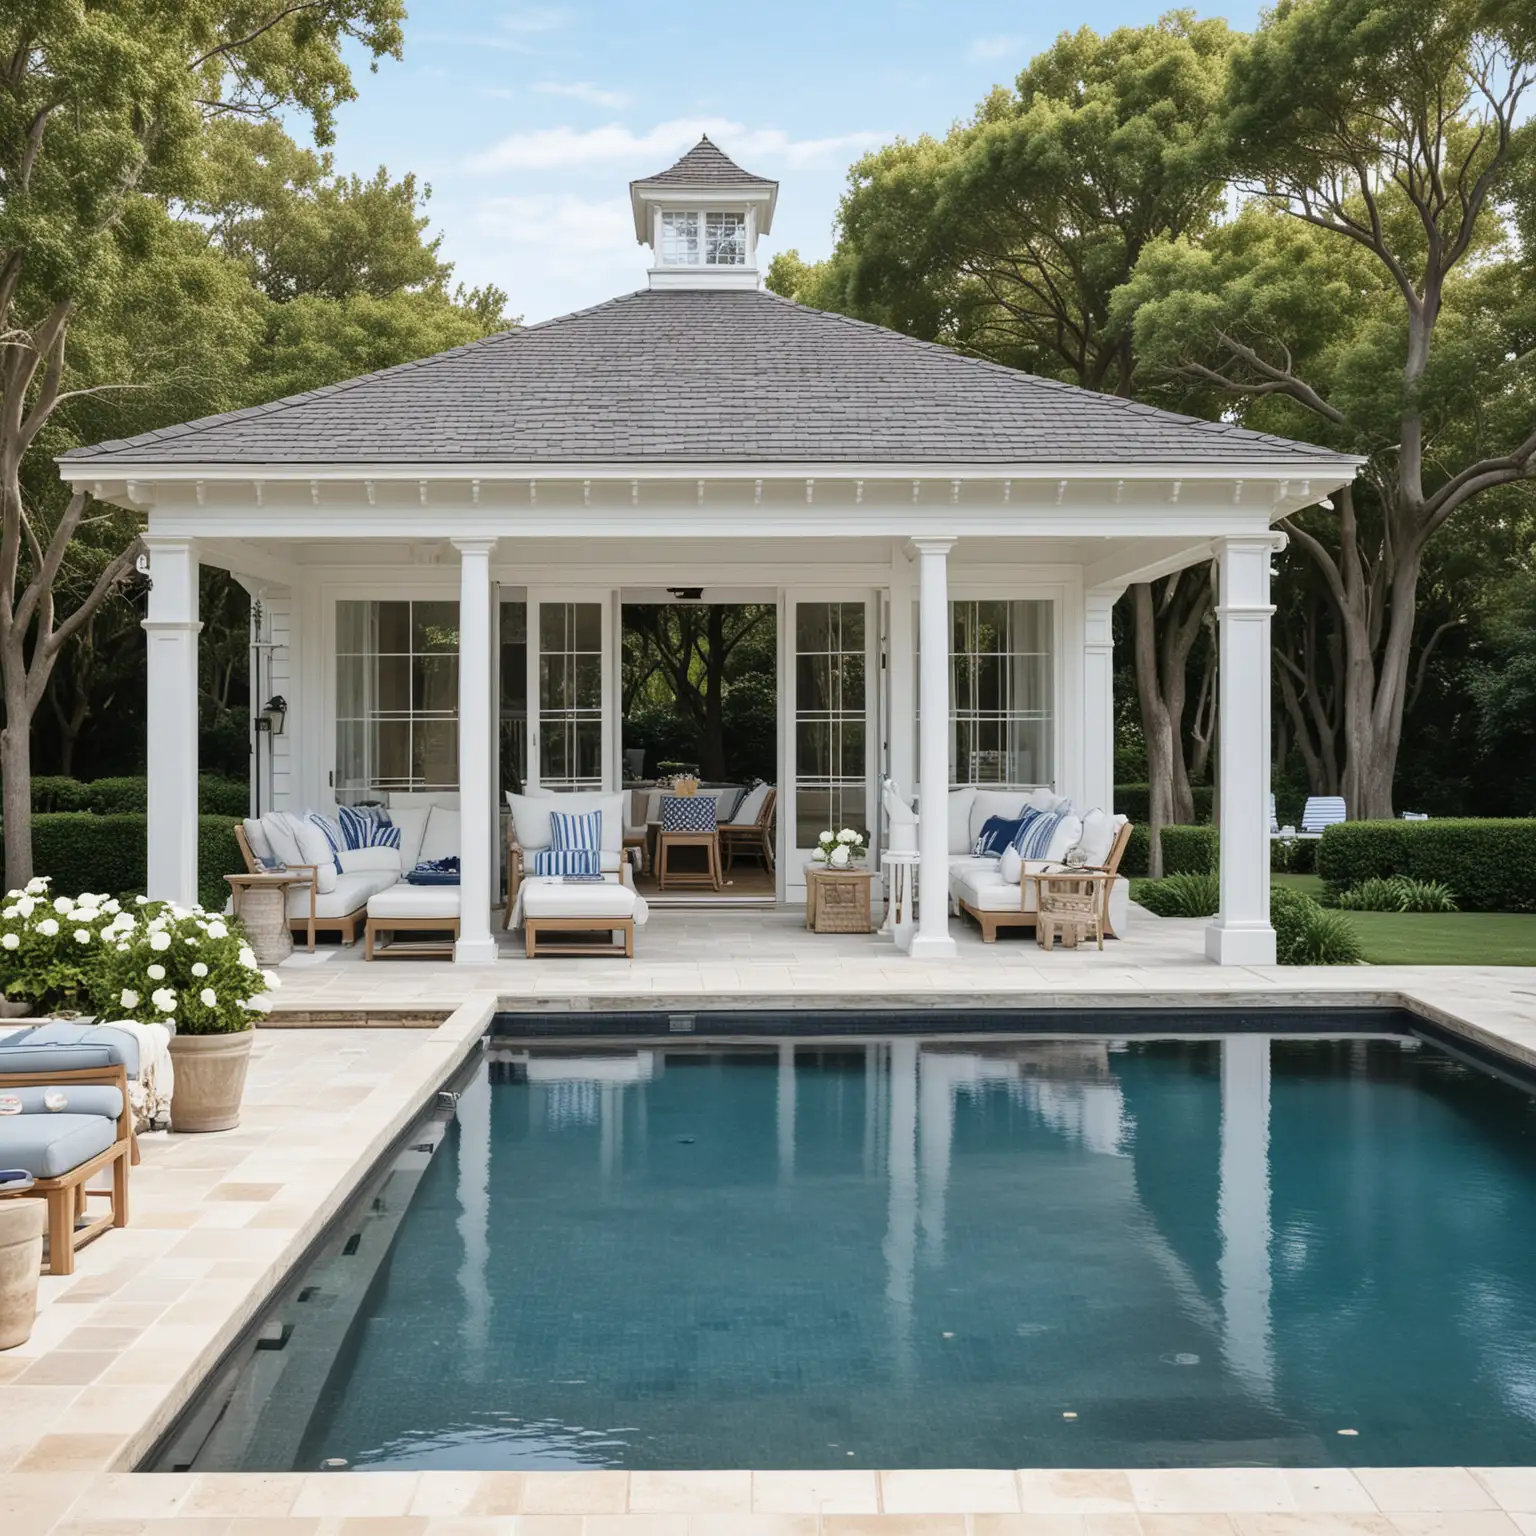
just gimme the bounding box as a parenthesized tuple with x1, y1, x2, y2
(1, 711, 31, 890)
(698, 607, 728, 780)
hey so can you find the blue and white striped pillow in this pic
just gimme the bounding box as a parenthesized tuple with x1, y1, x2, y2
(532, 847, 600, 877)
(1014, 809, 1062, 861)
(549, 809, 602, 853)
(338, 804, 402, 851)
(307, 813, 345, 872)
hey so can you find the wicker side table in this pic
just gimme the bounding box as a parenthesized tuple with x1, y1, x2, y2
(805, 865, 876, 933)
(225, 873, 306, 964)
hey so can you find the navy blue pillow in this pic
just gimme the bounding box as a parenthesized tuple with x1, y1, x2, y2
(973, 814, 1030, 858)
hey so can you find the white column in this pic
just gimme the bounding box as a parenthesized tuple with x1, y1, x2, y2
(453, 538, 497, 964)
(911, 536, 957, 959)
(1206, 537, 1277, 965)
(142, 537, 201, 905)
(1082, 585, 1122, 814)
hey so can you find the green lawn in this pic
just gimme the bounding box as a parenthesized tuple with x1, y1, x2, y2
(1271, 872, 1536, 964)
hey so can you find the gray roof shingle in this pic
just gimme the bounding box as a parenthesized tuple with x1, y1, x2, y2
(63, 288, 1355, 469)
(632, 135, 776, 188)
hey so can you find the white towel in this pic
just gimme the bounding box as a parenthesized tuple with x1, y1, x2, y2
(98, 1019, 175, 1128)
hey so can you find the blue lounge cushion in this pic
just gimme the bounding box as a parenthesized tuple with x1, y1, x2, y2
(0, 1114, 116, 1178)
(1, 1086, 123, 1119)
(0, 1042, 119, 1077)
(0, 1021, 141, 1077)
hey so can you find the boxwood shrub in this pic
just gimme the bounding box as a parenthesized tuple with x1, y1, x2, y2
(23, 813, 242, 911)
(1316, 819, 1536, 913)
(1114, 783, 1215, 826)
(28, 774, 248, 818)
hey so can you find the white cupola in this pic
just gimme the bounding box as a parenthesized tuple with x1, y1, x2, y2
(629, 135, 778, 291)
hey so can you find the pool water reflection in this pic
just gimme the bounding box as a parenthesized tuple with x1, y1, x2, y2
(192, 1034, 1536, 1470)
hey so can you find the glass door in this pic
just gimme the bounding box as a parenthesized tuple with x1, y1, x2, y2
(785, 593, 879, 897)
(527, 596, 612, 791)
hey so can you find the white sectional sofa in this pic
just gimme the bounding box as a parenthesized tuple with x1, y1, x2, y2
(944, 787, 1131, 943)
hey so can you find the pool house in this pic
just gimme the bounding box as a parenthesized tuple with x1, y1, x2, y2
(58, 138, 1359, 967)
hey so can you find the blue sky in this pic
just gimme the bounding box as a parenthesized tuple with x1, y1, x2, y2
(329, 1, 1262, 323)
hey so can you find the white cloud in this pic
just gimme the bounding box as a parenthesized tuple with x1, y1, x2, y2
(469, 193, 634, 266)
(968, 34, 1028, 62)
(500, 5, 568, 33)
(466, 117, 887, 174)
(532, 80, 630, 109)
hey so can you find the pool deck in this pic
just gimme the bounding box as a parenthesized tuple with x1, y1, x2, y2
(4, 911, 1536, 1535)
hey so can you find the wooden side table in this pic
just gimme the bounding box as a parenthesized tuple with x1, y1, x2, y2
(805, 865, 876, 933)
(1033, 869, 1114, 951)
(657, 829, 722, 891)
(225, 873, 308, 964)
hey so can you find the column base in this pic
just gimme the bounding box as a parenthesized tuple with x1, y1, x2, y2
(908, 931, 958, 960)
(453, 935, 499, 966)
(1204, 921, 1277, 967)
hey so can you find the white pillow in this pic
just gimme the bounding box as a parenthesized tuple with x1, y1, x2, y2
(420, 806, 461, 863)
(1078, 809, 1113, 867)
(338, 846, 402, 876)
(947, 787, 977, 855)
(389, 807, 430, 871)
(507, 791, 624, 853)
(730, 783, 770, 826)
(241, 818, 273, 865)
(970, 789, 1029, 848)
(285, 814, 338, 894)
(1044, 813, 1084, 864)
(1028, 787, 1070, 815)
(259, 812, 304, 868)
(999, 843, 1023, 885)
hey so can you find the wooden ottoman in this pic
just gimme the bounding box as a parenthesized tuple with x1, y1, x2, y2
(364, 883, 461, 959)
(523, 877, 637, 958)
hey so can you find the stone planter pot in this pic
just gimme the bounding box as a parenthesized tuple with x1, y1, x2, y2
(0, 1199, 45, 1349)
(0, 998, 33, 1020)
(168, 1029, 254, 1133)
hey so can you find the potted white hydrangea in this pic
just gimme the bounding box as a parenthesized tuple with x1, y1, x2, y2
(812, 828, 868, 869)
(0, 878, 123, 1018)
(92, 899, 278, 1132)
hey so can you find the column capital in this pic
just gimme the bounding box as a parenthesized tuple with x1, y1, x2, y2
(451, 536, 497, 558)
(908, 535, 957, 558)
(1084, 583, 1126, 609)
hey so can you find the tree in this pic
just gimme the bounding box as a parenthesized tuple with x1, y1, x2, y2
(769, 16, 1239, 854)
(1121, 0, 1536, 817)
(1, 0, 407, 887)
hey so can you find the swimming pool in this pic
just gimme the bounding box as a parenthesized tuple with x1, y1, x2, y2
(155, 1018, 1536, 1471)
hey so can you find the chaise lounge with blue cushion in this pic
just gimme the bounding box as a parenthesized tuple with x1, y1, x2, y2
(0, 1024, 138, 1274)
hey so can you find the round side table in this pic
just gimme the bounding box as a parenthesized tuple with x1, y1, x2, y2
(225, 873, 306, 964)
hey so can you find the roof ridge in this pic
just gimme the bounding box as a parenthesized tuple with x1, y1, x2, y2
(751, 288, 1329, 455)
(61, 291, 655, 460)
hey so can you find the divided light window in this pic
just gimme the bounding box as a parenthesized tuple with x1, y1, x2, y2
(538, 602, 603, 790)
(795, 601, 868, 839)
(950, 600, 1053, 787)
(659, 210, 747, 266)
(335, 600, 458, 804)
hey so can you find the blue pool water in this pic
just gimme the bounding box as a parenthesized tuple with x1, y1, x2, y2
(178, 1032, 1536, 1470)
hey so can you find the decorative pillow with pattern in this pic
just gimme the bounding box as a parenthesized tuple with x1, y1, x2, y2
(338, 803, 402, 851)
(660, 795, 717, 832)
(972, 814, 1029, 858)
(549, 809, 602, 854)
(307, 813, 345, 871)
(1014, 809, 1062, 861)
(531, 848, 601, 877)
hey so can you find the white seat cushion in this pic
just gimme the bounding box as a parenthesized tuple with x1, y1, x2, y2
(508, 791, 626, 855)
(951, 863, 1040, 914)
(286, 871, 393, 920)
(523, 879, 639, 920)
(367, 883, 461, 919)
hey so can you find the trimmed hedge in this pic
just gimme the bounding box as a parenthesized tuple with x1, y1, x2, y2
(1316, 819, 1536, 913)
(27, 813, 241, 911)
(29, 775, 248, 818)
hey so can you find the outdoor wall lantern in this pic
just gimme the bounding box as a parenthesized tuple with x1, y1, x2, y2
(257, 695, 288, 736)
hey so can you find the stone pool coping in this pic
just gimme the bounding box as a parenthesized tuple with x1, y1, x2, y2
(4, 979, 1536, 1533)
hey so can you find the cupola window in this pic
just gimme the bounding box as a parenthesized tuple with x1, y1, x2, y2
(660, 210, 748, 267)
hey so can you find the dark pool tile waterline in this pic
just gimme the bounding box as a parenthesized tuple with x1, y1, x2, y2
(160, 1032, 1536, 1472)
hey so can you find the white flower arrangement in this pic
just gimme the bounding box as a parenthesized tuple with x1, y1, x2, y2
(812, 827, 868, 868)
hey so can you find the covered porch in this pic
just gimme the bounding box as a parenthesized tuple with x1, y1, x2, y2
(70, 464, 1348, 968)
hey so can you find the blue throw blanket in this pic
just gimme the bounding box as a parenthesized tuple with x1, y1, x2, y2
(406, 856, 460, 886)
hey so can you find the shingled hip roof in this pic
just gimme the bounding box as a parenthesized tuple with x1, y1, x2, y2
(63, 289, 1359, 471)
(630, 134, 776, 189)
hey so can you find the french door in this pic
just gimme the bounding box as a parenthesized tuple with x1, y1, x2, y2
(783, 591, 880, 899)
(524, 593, 614, 791)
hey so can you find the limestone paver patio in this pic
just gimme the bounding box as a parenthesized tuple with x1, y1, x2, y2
(4, 917, 1536, 1535)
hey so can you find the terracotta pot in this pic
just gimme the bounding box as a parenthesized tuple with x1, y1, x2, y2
(0, 1199, 45, 1349)
(168, 1029, 254, 1133)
